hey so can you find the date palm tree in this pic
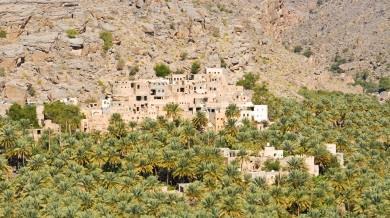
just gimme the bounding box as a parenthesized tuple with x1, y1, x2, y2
(108, 113, 127, 139)
(163, 103, 182, 121)
(289, 190, 311, 216)
(160, 150, 176, 185)
(286, 157, 307, 171)
(192, 111, 208, 132)
(0, 126, 17, 152)
(225, 104, 240, 120)
(224, 119, 238, 138)
(179, 124, 196, 148)
(218, 197, 244, 217)
(236, 149, 249, 171)
(287, 170, 309, 189)
(6, 136, 32, 168)
(173, 158, 196, 182)
(0, 156, 12, 178)
(128, 121, 138, 131)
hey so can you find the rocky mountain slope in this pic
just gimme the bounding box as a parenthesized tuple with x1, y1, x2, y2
(2, 0, 386, 104)
(263, 0, 389, 78)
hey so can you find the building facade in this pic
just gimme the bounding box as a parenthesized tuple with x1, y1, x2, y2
(81, 68, 268, 132)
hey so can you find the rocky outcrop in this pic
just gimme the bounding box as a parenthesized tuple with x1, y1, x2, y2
(2, 81, 27, 105)
(67, 37, 84, 49)
(1, 0, 378, 104)
(0, 44, 24, 59)
(263, 0, 389, 77)
(21, 32, 59, 52)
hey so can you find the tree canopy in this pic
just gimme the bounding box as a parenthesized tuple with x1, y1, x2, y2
(6, 103, 39, 127)
(236, 72, 259, 90)
(43, 101, 84, 132)
(154, 63, 171, 78)
(0, 89, 389, 217)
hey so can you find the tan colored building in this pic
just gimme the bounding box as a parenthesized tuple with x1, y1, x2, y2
(29, 119, 61, 141)
(217, 144, 342, 184)
(325, 143, 344, 167)
(81, 68, 269, 132)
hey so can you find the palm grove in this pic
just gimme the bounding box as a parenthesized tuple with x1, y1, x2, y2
(0, 84, 389, 217)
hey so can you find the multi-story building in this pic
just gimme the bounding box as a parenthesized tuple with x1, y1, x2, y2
(81, 68, 268, 132)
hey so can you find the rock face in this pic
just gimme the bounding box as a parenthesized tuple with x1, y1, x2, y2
(21, 32, 59, 52)
(261, 0, 389, 78)
(0, 44, 24, 59)
(1, 0, 384, 104)
(68, 38, 84, 49)
(2, 81, 27, 105)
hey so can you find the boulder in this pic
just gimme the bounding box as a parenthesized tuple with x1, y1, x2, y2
(3, 81, 27, 105)
(230, 57, 239, 65)
(135, 0, 145, 8)
(68, 37, 84, 49)
(141, 23, 155, 35)
(100, 23, 117, 32)
(21, 32, 59, 53)
(0, 44, 25, 59)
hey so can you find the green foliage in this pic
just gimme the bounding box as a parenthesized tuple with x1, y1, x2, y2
(303, 48, 313, 57)
(191, 61, 201, 74)
(0, 29, 6, 38)
(192, 111, 208, 132)
(0, 67, 5, 77)
(252, 83, 281, 120)
(293, 45, 302, 53)
(262, 159, 280, 171)
(354, 71, 390, 93)
(44, 101, 84, 132)
(0, 88, 389, 217)
(6, 103, 39, 127)
(378, 77, 390, 92)
(154, 63, 171, 77)
(225, 104, 240, 120)
(108, 113, 127, 139)
(66, 29, 79, 38)
(330, 54, 347, 73)
(236, 72, 259, 90)
(163, 102, 182, 120)
(99, 31, 113, 52)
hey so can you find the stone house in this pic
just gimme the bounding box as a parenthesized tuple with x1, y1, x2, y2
(218, 143, 345, 184)
(29, 104, 61, 141)
(325, 143, 344, 167)
(81, 67, 269, 132)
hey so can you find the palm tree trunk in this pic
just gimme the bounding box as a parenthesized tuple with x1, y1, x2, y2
(48, 129, 51, 152)
(59, 126, 62, 148)
(166, 170, 170, 185)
